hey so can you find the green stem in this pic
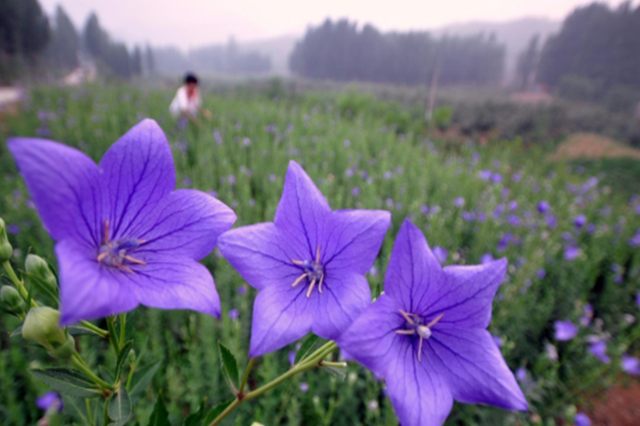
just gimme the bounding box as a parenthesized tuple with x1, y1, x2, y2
(2, 261, 37, 308)
(79, 320, 109, 339)
(319, 361, 347, 368)
(85, 398, 93, 425)
(208, 342, 338, 426)
(103, 396, 110, 426)
(125, 364, 136, 391)
(238, 358, 255, 396)
(106, 317, 120, 353)
(72, 352, 113, 391)
(119, 313, 126, 347)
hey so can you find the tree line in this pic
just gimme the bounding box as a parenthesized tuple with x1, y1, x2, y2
(289, 19, 505, 86)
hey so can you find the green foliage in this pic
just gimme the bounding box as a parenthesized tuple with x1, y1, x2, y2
(218, 342, 240, 392)
(147, 394, 170, 426)
(30, 368, 102, 398)
(108, 387, 132, 426)
(430, 106, 453, 131)
(557, 75, 600, 102)
(1, 84, 639, 426)
(294, 334, 320, 365)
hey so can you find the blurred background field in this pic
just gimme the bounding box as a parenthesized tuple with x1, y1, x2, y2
(1, 0, 640, 425)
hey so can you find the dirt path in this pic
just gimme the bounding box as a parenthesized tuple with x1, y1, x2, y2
(585, 380, 640, 425)
(550, 133, 640, 161)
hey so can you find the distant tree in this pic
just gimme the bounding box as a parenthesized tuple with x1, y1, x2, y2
(83, 13, 108, 59)
(538, 2, 640, 90)
(18, 0, 50, 57)
(49, 5, 79, 70)
(289, 19, 504, 86)
(515, 35, 539, 90)
(131, 46, 143, 75)
(144, 44, 155, 75)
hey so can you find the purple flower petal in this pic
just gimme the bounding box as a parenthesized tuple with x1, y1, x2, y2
(575, 413, 591, 426)
(385, 340, 454, 426)
(554, 320, 578, 341)
(588, 341, 610, 364)
(36, 391, 62, 412)
(622, 355, 640, 375)
(8, 138, 103, 246)
(427, 327, 528, 410)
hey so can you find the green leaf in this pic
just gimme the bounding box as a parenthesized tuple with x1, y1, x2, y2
(67, 325, 101, 336)
(115, 340, 133, 380)
(129, 359, 162, 396)
(9, 325, 22, 337)
(31, 368, 102, 398)
(99, 365, 115, 385)
(184, 400, 206, 426)
(147, 394, 170, 426)
(202, 398, 235, 426)
(108, 387, 131, 426)
(321, 365, 347, 381)
(25, 272, 59, 303)
(218, 342, 239, 392)
(294, 334, 320, 365)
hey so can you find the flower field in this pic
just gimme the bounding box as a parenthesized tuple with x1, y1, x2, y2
(1, 83, 639, 425)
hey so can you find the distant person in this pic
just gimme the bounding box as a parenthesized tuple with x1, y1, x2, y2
(169, 73, 211, 123)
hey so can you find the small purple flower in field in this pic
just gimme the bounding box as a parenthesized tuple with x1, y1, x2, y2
(515, 367, 527, 382)
(536, 201, 550, 214)
(490, 173, 502, 184)
(218, 161, 390, 357)
(420, 205, 429, 215)
(575, 413, 591, 426)
(507, 215, 521, 227)
(574, 214, 587, 229)
(497, 233, 512, 252)
(545, 343, 558, 361)
(351, 187, 360, 197)
(478, 170, 492, 180)
(384, 171, 393, 180)
(493, 204, 505, 219)
(242, 137, 251, 147)
(462, 211, 475, 221)
(288, 351, 296, 366)
(228, 309, 239, 321)
(565, 246, 581, 261)
(508, 201, 518, 211)
(554, 320, 578, 341)
(589, 341, 610, 363)
(454, 197, 465, 207)
(299, 382, 309, 393)
(636, 292, 640, 307)
(36, 391, 62, 412)
(338, 220, 526, 426)
(9, 119, 236, 324)
(536, 269, 546, 279)
(432, 246, 448, 264)
(182, 177, 192, 186)
(580, 304, 593, 326)
(7, 224, 20, 235)
(586, 223, 596, 234)
(343, 139, 351, 147)
(512, 172, 521, 183)
(546, 214, 557, 229)
(481, 253, 494, 264)
(622, 355, 640, 375)
(368, 265, 378, 277)
(629, 231, 640, 247)
(213, 129, 223, 144)
(492, 335, 503, 347)
(237, 285, 247, 295)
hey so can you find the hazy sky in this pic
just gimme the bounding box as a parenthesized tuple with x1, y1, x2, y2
(40, 0, 626, 49)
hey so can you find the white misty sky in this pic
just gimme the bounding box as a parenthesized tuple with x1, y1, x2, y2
(40, 0, 627, 49)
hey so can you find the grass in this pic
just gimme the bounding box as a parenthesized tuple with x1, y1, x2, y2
(0, 83, 639, 425)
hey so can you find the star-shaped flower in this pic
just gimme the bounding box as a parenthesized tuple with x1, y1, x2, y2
(218, 160, 390, 357)
(338, 219, 527, 426)
(9, 119, 235, 324)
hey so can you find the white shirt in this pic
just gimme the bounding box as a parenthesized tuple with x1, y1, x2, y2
(169, 86, 201, 117)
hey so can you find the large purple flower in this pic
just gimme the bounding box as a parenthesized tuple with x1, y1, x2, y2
(9, 119, 235, 324)
(218, 161, 390, 357)
(338, 220, 527, 426)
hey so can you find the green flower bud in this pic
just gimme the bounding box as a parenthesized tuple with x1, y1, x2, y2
(127, 348, 137, 366)
(47, 333, 75, 361)
(1, 285, 25, 313)
(25, 254, 58, 292)
(22, 307, 67, 350)
(0, 218, 13, 263)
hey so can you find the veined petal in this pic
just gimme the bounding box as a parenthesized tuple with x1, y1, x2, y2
(311, 272, 371, 340)
(56, 240, 137, 325)
(384, 219, 442, 313)
(218, 223, 302, 291)
(386, 340, 453, 426)
(422, 259, 507, 329)
(274, 161, 331, 261)
(100, 119, 176, 241)
(426, 326, 528, 411)
(127, 254, 221, 318)
(249, 284, 314, 357)
(337, 294, 404, 378)
(322, 209, 390, 275)
(136, 189, 236, 260)
(8, 138, 102, 248)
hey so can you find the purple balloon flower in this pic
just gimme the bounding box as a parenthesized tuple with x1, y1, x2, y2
(574, 214, 587, 229)
(9, 119, 236, 325)
(338, 220, 527, 426)
(481, 253, 495, 264)
(536, 201, 550, 214)
(36, 391, 63, 412)
(622, 355, 640, 375)
(218, 161, 390, 357)
(564, 246, 581, 261)
(588, 341, 610, 363)
(554, 320, 578, 341)
(432, 246, 448, 264)
(575, 413, 591, 426)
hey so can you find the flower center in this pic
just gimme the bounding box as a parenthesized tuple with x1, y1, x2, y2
(291, 245, 325, 298)
(396, 310, 444, 361)
(96, 220, 146, 273)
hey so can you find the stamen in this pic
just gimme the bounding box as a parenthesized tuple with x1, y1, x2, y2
(396, 329, 415, 335)
(291, 272, 308, 288)
(115, 264, 134, 274)
(306, 278, 317, 298)
(318, 274, 324, 294)
(97, 252, 108, 262)
(418, 334, 424, 361)
(426, 313, 444, 328)
(124, 255, 147, 265)
(104, 219, 110, 244)
(291, 259, 304, 266)
(398, 310, 415, 325)
(316, 244, 321, 263)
